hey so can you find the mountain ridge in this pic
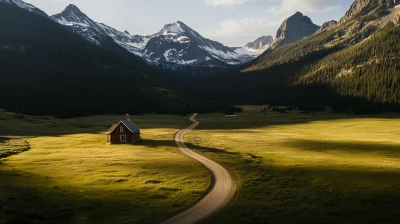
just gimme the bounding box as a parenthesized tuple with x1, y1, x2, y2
(0, 2, 193, 117)
(51, 5, 258, 70)
(0, 0, 47, 16)
(340, 0, 400, 23)
(244, 35, 274, 55)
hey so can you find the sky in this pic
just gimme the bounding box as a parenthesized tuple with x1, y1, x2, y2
(25, 0, 354, 47)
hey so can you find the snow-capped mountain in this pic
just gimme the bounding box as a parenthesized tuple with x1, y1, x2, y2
(144, 21, 255, 66)
(5, 1, 262, 70)
(96, 23, 150, 56)
(243, 36, 274, 55)
(51, 5, 149, 56)
(51, 4, 256, 68)
(0, 0, 47, 16)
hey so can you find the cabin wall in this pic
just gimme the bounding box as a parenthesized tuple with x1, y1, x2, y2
(109, 123, 141, 144)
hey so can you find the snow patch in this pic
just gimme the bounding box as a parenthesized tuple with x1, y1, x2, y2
(163, 49, 175, 60)
(165, 23, 185, 35)
(236, 47, 258, 56)
(55, 17, 89, 27)
(177, 36, 190, 43)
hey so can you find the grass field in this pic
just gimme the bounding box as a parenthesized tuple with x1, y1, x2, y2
(185, 107, 400, 224)
(0, 113, 210, 224)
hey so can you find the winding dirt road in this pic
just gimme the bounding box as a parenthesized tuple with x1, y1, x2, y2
(160, 114, 236, 224)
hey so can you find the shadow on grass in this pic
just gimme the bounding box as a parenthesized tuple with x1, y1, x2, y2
(197, 145, 400, 224)
(137, 139, 242, 157)
(0, 136, 30, 159)
(0, 114, 191, 137)
(0, 169, 80, 224)
(0, 136, 7, 143)
(194, 112, 400, 131)
(286, 139, 400, 157)
(2, 112, 400, 139)
(185, 142, 242, 157)
(0, 168, 191, 224)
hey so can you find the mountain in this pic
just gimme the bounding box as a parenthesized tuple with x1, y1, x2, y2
(143, 21, 254, 67)
(0, 0, 47, 16)
(51, 4, 149, 56)
(317, 20, 338, 33)
(273, 12, 320, 48)
(0, 2, 191, 117)
(51, 5, 256, 71)
(244, 3, 400, 73)
(243, 36, 274, 55)
(340, 0, 400, 23)
(223, 0, 400, 113)
(97, 22, 149, 56)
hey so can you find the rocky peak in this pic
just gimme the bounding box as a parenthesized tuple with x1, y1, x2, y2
(51, 4, 110, 46)
(51, 4, 103, 33)
(244, 36, 273, 51)
(155, 21, 187, 36)
(151, 21, 210, 47)
(53, 4, 90, 22)
(340, 0, 400, 24)
(318, 20, 338, 33)
(64, 4, 82, 13)
(274, 11, 320, 47)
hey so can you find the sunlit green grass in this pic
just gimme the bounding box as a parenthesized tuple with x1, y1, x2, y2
(0, 114, 210, 224)
(185, 107, 400, 224)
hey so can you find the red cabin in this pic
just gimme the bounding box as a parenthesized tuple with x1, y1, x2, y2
(106, 115, 141, 144)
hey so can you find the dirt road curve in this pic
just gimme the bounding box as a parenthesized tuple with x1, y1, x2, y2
(160, 114, 236, 224)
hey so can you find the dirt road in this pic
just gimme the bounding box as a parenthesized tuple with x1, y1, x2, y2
(160, 114, 236, 224)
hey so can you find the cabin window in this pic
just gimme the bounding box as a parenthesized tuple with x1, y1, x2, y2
(120, 135, 126, 142)
(120, 126, 124, 132)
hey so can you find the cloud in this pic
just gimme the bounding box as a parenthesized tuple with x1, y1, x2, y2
(205, 0, 258, 6)
(204, 0, 342, 46)
(204, 16, 283, 46)
(269, 0, 340, 15)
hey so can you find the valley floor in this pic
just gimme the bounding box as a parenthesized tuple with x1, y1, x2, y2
(185, 107, 400, 224)
(0, 114, 210, 224)
(1, 109, 400, 224)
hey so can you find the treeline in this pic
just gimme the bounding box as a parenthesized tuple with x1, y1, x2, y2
(1, 3, 400, 117)
(291, 20, 400, 112)
(0, 3, 197, 117)
(182, 13, 400, 114)
(242, 14, 378, 73)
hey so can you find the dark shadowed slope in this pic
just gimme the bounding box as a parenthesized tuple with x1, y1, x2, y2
(0, 3, 189, 117)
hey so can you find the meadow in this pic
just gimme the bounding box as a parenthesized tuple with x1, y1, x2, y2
(0, 112, 210, 224)
(185, 106, 400, 224)
(2, 108, 400, 224)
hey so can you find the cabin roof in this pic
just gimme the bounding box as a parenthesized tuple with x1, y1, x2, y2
(106, 124, 118, 135)
(106, 120, 140, 135)
(121, 120, 140, 133)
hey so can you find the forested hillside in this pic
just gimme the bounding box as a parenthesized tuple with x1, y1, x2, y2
(293, 20, 400, 108)
(198, 5, 400, 113)
(0, 3, 190, 117)
(1, 0, 400, 117)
